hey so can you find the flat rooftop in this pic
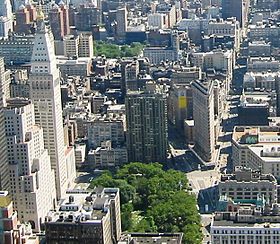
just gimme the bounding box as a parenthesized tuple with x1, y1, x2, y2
(119, 233, 183, 244)
(212, 220, 280, 228)
(233, 126, 280, 145)
(46, 188, 119, 224)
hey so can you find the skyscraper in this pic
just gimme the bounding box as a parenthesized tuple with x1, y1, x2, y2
(126, 82, 168, 163)
(15, 5, 31, 34)
(15, 1, 37, 34)
(192, 80, 215, 162)
(0, 0, 13, 38)
(49, 4, 65, 40)
(29, 11, 74, 199)
(116, 6, 127, 41)
(4, 99, 56, 231)
(222, 0, 250, 29)
(0, 58, 8, 192)
(59, 1, 70, 37)
(0, 0, 12, 18)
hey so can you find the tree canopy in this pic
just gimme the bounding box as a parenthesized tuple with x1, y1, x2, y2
(89, 162, 202, 244)
(94, 41, 144, 58)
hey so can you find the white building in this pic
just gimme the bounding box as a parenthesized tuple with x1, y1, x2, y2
(87, 114, 125, 149)
(89, 141, 128, 168)
(74, 144, 86, 167)
(211, 201, 280, 244)
(57, 56, 92, 78)
(148, 13, 166, 29)
(4, 99, 56, 231)
(192, 80, 216, 162)
(0, 16, 12, 38)
(218, 166, 277, 203)
(29, 13, 75, 200)
(0, 0, 13, 38)
(232, 126, 280, 179)
(63, 33, 94, 58)
(143, 47, 178, 65)
(247, 57, 280, 72)
(190, 50, 234, 77)
(78, 33, 94, 58)
(212, 222, 280, 244)
(207, 17, 241, 51)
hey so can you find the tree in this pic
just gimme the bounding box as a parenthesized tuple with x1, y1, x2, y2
(89, 162, 202, 244)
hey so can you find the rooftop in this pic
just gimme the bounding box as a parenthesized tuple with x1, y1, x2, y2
(45, 188, 119, 224)
(118, 233, 183, 244)
(233, 126, 280, 145)
(220, 166, 276, 182)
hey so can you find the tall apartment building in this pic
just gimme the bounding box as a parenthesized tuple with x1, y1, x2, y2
(78, 33, 94, 58)
(126, 82, 168, 163)
(29, 13, 75, 199)
(87, 114, 125, 149)
(49, 3, 70, 40)
(45, 188, 122, 244)
(59, 2, 70, 38)
(232, 126, 280, 179)
(192, 80, 216, 162)
(64, 33, 94, 58)
(116, 6, 128, 40)
(0, 58, 8, 191)
(218, 166, 277, 203)
(124, 60, 139, 91)
(64, 35, 79, 57)
(222, 0, 250, 29)
(15, 2, 36, 34)
(148, 13, 167, 29)
(168, 84, 193, 129)
(75, 4, 101, 31)
(15, 5, 31, 34)
(4, 99, 56, 231)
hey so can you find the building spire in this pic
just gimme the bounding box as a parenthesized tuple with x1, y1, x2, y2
(37, 4, 44, 21)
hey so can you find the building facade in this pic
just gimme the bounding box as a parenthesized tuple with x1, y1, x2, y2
(126, 83, 168, 163)
(29, 13, 75, 200)
(45, 188, 122, 244)
(232, 126, 280, 179)
(0, 58, 8, 191)
(87, 114, 125, 149)
(218, 166, 277, 203)
(4, 99, 56, 231)
(192, 80, 216, 162)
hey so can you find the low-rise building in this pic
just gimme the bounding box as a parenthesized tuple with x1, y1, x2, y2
(232, 126, 280, 179)
(211, 197, 280, 244)
(118, 233, 183, 244)
(57, 57, 92, 79)
(0, 191, 39, 244)
(45, 188, 121, 244)
(143, 47, 179, 65)
(218, 166, 277, 203)
(89, 141, 128, 168)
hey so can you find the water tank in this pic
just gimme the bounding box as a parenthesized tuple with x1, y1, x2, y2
(69, 195, 74, 203)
